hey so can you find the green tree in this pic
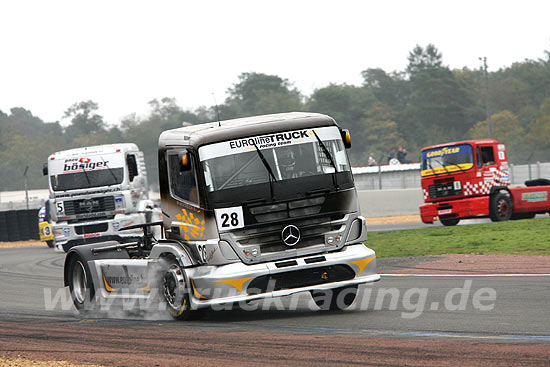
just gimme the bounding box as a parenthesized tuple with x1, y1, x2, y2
(406, 44, 442, 75)
(360, 102, 406, 163)
(306, 84, 377, 164)
(403, 45, 475, 148)
(469, 110, 525, 157)
(221, 72, 303, 119)
(64, 100, 106, 142)
(528, 98, 550, 150)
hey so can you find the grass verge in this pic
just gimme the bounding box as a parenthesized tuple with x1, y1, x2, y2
(365, 216, 550, 258)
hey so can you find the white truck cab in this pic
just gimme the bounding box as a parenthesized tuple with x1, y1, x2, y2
(44, 143, 159, 252)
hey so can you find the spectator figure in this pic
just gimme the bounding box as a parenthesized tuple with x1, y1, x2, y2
(397, 146, 410, 164)
(368, 153, 377, 166)
(387, 148, 396, 164)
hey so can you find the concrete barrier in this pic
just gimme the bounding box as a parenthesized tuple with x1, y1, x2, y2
(358, 188, 423, 218)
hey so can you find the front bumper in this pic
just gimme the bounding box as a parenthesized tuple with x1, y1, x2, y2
(52, 213, 145, 252)
(420, 196, 489, 223)
(186, 243, 379, 308)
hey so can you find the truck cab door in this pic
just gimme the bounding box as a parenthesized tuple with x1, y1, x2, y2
(476, 144, 505, 186)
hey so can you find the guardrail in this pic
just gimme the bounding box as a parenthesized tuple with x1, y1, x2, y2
(0, 209, 40, 242)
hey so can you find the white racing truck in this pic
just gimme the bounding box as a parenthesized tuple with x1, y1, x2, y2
(64, 113, 379, 318)
(43, 143, 160, 252)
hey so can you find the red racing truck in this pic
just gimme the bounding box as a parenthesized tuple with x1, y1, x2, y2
(419, 139, 550, 225)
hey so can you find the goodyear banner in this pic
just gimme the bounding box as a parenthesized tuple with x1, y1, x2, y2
(421, 144, 474, 176)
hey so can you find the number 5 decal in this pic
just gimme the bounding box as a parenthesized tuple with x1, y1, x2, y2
(56, 202, 64, 213)
(214, 206, 244, 231)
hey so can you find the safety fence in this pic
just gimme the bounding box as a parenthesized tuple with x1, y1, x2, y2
(0, 209, 40, 242)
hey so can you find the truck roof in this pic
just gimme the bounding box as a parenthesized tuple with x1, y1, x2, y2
(421, 139, 499, 152)
(159, 112, 338, 148)
(48, 143, 139, 160)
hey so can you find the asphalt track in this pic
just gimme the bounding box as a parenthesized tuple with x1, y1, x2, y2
(1, 232, 550, 365)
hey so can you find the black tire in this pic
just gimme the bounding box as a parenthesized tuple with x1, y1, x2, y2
(489, 191, 513, 222)
(440, 218, 460, 226)
(67, 254, 96, 312)
(161, 261, 193, 320)
(511, 212, 536, 220)
(46, 240, 54, 248)
(311, 285, 358, 311)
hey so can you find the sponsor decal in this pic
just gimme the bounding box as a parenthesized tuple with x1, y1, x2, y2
(63, 228, 71, 236)
(521, 191, 548, 203)
(83, 232, 101, 238)
(229, 130, 311, 150)
(199, 126, 342, 161)
(176, 208, 206, 241)
(425, 146, 461, 158)
(63, 157, 110, 172)
(437, 209, 452, 215)
(113, 222, 120, 231)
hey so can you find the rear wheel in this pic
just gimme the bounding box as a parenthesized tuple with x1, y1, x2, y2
(161, 261, 193, 320)
(67, 255, 96, 312)
(440, 218, 460, 226)
(490, 191, 512, 222)
(311, 285, 358, 311)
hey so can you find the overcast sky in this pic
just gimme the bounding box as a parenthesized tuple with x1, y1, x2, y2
(1, 0, 549, 126)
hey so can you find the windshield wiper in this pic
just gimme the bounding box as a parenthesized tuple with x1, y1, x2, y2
(100, 156, 119, 185)
(426, 160, 444, 176)
(80, 168, 92, 188)
(252, 141, 277, 201)
(312, 130, 339, 190)
(433, 159, 451, 175)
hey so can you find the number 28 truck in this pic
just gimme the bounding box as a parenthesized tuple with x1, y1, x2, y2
(419, 139, 550, 226)
(63, 112, 379, 319)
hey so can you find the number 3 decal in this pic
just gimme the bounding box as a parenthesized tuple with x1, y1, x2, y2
(214, 206, 244, 231)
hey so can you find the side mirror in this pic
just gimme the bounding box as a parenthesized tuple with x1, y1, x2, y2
(127, 154, 138, 182)
(179, 152, 191, 171)
(341, 129, 352, 149)
(42, 163, 48, 176)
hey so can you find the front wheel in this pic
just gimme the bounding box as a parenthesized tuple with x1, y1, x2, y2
(440, 218, 460, 226)
(46, 240, 54, 248)
(161, 261, 193, 320)
(311, 285, 358, 311)
(67, 255, 96, 312)
(490, 191, 512, 222)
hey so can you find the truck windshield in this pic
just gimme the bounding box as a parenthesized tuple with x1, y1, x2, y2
(199, 126, 351, 194)
(421, 144, 474, 176)
(49, 152, 125, 191)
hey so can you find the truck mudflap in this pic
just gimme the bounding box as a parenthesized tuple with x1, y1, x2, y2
(420, 196, 490, 223)
(186, 243, 378, 308)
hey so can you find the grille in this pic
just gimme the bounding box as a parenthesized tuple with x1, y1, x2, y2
(247, 265, 355, 295)
(231, 214, 345, 254)
(429, 179, 462, 199)
(249, 196, 325, 223)
(64, 196, 115, 215)
(75, 222, 109, 235)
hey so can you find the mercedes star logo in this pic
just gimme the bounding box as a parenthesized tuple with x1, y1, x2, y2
(281, 225, 300, 247)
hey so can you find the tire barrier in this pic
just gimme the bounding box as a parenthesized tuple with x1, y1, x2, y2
(0, 209, 40, 242)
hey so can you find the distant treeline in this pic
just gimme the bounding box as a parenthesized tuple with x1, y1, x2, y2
(1, 44, 550, 191)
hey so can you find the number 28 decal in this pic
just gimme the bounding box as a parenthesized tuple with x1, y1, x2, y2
(214, 206, 244, 231)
